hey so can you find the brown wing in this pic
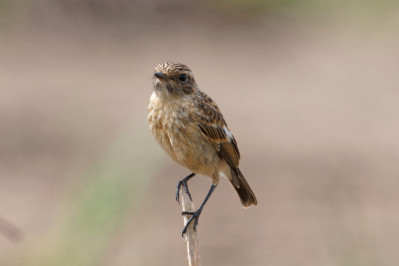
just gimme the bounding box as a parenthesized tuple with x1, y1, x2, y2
(194, 91, 240, 168)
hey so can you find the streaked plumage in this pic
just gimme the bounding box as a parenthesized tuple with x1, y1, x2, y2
(148, 62, 257, 209)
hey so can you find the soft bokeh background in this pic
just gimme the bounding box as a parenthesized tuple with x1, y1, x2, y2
(1, 1, 399, 265)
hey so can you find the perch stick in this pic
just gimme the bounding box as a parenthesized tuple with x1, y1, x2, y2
(180, 188, 201, 266)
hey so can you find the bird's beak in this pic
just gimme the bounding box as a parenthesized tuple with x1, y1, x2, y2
(154, 72, 167, 80)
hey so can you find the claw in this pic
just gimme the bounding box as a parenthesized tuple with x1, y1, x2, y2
(176, 180, 193, 203)
(178, 181, 217, 237)
(176, 173, 195, 204)
(181, 210, 201, 236)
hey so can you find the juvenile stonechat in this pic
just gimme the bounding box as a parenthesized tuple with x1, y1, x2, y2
(148, 62, 257, 235)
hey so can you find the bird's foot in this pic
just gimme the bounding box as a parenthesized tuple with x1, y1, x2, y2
(181, 209, 202, 236)
(176, 179, 193, 203)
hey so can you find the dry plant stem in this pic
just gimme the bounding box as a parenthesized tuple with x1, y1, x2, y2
(0, 217, 22, 242)
(180, 188, 201, 266)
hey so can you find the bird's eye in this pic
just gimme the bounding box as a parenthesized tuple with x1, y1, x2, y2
(179, 74, 188, 83)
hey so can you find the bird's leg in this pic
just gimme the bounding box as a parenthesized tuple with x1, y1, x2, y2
(181, 184, 217, 236)
(176, 173, 196, 203)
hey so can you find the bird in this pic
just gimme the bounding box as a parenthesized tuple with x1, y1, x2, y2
(148, 62, 257, 235)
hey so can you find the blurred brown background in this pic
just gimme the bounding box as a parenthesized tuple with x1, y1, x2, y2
(1, 0, 399, 265)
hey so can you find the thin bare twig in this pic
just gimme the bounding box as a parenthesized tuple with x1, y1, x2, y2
(180, 189, 201, 266)
(0, 217, 23, 242)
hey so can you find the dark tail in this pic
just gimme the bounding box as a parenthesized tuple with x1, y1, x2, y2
(230, 168, 257, 207)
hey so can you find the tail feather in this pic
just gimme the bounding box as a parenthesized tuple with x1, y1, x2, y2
(230, 168, 257, 207)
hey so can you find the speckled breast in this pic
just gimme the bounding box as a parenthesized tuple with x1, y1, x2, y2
(148, 96, 219, 175)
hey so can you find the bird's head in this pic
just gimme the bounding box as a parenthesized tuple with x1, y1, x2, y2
(153, 62, 197, 99)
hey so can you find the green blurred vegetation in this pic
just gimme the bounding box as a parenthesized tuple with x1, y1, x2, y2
(214, 0, 398, 12)
(1, 122, 163, 266)
(1, 0, 399, 25)
(0, 0, 19, 26)
(213, 0, 399, 22)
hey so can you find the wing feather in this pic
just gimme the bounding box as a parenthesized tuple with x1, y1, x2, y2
(194, 91, 240, 168)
